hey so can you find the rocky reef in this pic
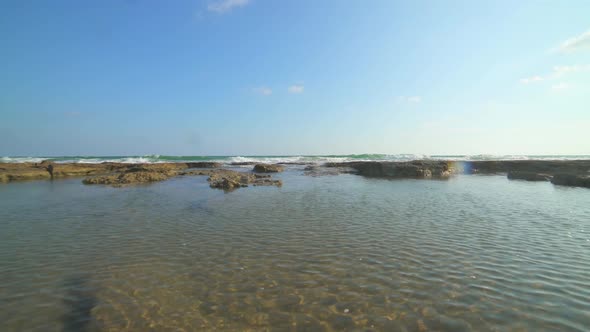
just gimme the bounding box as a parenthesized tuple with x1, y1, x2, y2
(82, 165, 282, 190)
(253, 164, 284, 173)
(0, 161, 118, 182)
(2, 159, 590, 189)
(550, 174, 590, 188)
(468, 160, 590, 176)
(0, 161, 282, 190)
(469, 160, 590, 188)
(325, 160, 454, 179)
(82, 165, 180, 186)
(207, 170, 282, 190)
(319, 159, 590, 188)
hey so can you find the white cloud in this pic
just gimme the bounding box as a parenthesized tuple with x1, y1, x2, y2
(553, 64, 590, 76)
(519, 76, 544, 84)
(207, 0, 249, 13)
(397, 96, 422, 104)
(253, 86, 272, 95)
(558, 30, 590, 53)
(520, 64, 589, 85)
(288, 85, 304, 94)
(551, 82, 570, 91)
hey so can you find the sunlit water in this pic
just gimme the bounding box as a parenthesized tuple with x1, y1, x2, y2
(1, 168, 589, 331)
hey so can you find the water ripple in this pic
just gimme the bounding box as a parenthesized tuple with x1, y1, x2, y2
(0, 174, 589, 331)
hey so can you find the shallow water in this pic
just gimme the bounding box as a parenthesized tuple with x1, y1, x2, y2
(1, 169, 589, 331)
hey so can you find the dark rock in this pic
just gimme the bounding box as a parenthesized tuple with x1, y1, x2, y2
(179, 169, 213, 176)
(185, 162, 221, 168)
(551, 174, 590, 188)
(470, 160, 590, 175)
(230, 162, 255, 166)
(276, 162, 313, 165)
(253, 164, 284, 173)
(507, 171, 551, 181)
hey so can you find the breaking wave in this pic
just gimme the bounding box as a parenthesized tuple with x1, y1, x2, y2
(2, 154, 589, 164)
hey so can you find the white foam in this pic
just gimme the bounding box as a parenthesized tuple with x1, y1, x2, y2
(67, 155, 165, 164)
(2, 154, 589, 164)
(0, 157, 47, 163)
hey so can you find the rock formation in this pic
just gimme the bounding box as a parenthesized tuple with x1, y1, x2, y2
(325, 161, 454, 179)
(2, 159, 590, 189)
(551, 174, 590, 188)
(253, 164, 284, 173)
(80, 165, 282, 190)
(208, 170, 282, 190)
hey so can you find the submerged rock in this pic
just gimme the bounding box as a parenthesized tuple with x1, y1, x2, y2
(507, 171, 552, 181)
(273, 294, 301, 310)
(253, 164, 284, 173)
(83, 170, 175, 186)
(303, 165, 357, 177)
(330, 315, 355, 330)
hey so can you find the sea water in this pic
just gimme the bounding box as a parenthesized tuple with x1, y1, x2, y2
(1, 168, 589, 331)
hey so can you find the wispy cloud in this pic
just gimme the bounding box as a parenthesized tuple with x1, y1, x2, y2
(397, 96, 422, 104)
(558, 29, 590, 53)
(519, 76, 544, 84)
(207, 0, 250, 13)
(551, 82, 570, 91)
(553, 64, 590, 76)
(520, 64, 589, 85)
(288, 85, 304, 94)
(253, 86, 272, 96)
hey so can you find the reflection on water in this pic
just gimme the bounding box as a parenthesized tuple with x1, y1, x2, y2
(1, 171, 590, 331)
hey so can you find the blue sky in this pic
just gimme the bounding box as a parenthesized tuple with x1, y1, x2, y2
(1, 0, 589, 156)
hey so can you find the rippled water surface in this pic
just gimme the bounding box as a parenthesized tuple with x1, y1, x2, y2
(1, 170, 590, 331)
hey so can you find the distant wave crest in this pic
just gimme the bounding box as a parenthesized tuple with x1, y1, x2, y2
(2, 154, 589, 164)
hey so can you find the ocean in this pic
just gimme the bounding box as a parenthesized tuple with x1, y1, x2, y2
(2, 154, 590, 164)
(1, 163, 589, 331)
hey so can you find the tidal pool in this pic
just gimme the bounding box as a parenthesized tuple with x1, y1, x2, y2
(1, 169, 589, 331)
